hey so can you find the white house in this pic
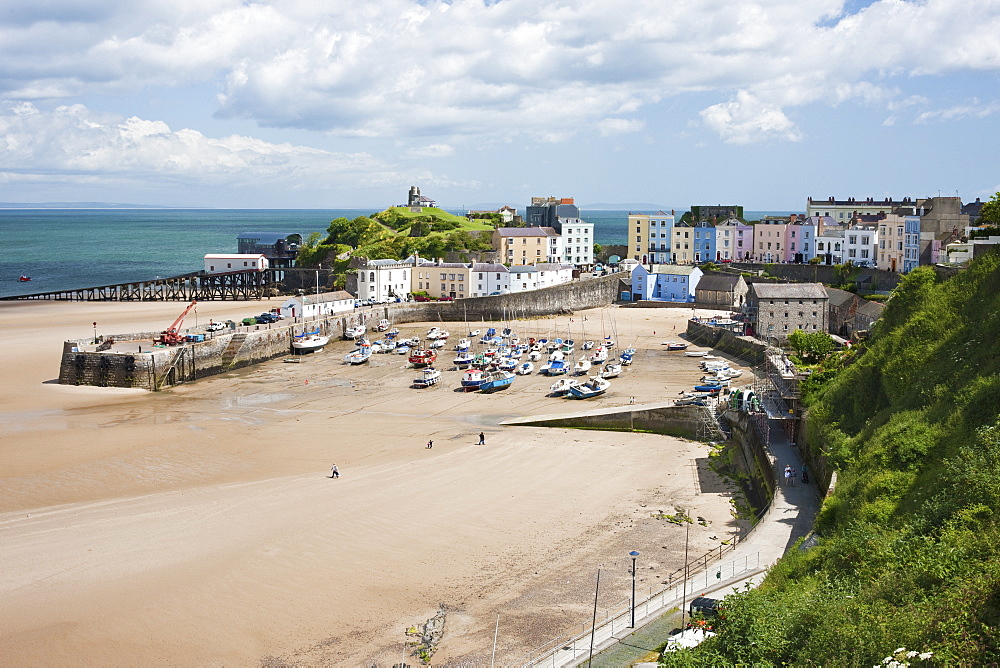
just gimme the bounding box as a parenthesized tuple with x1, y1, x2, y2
(356, 259, 412, 302)
(507, 265, 540, 292)
(844, 221, 878, 267)
(559, 219, 595, 266)
(630, 265, 703, 302)
(280, 291, 355, 319)
(534, 263, 575, 288)
(203, 254, 269, 274)
(470, 263, 510, 296)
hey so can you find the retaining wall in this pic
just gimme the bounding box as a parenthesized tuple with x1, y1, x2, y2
(721, 410, 776, 514)
(685, 320, 767, 366)
(505, 404, 725, 442)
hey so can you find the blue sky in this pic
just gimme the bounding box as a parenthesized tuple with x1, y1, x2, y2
(0, 0, 998, 210)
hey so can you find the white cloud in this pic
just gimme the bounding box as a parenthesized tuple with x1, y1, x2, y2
(0, 0, 998, 150)
(699, 91, 803, 144)
(914, 100, 1000, 124)
(0, 101, 383, 188)
(404, 143, 455, 158)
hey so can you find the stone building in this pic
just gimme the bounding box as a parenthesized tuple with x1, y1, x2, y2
(695, 273, 748, 308)
(746, 282, 829, 343)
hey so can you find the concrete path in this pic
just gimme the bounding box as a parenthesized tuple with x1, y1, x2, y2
(527, 417, 822, 667)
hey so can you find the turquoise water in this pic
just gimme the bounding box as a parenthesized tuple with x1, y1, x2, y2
(0, 208, 795, 297)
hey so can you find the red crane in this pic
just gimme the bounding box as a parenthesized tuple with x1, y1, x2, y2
(156, 300, 198, 345)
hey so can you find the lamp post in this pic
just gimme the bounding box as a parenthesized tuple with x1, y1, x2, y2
(92, 321, 97, 344)
(629, 550, 640, 628)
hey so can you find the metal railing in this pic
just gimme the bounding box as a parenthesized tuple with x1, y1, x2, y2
(519, 550, 762, 667)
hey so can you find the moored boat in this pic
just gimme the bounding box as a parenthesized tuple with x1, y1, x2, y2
(546, 358, 568, 375)
(573, 359, 592, 375)
(549, 377, 579, 395)
(516, 361, 534, 375)
(685, 350, 708, 357)
(344, 324, 366, 340)
(663, 341, 689, 351)
(344, 345, 372, 364)
(377, 319, 391, 332)
(568, 376, 611, 399)
(409, 349, 437, 367)
(479, 370, 515, 393)
(589, 346, 608, 363)
(292, 330, 329, 354)
(454, 352, 474, 367)
(461, 368, 487, 390)
(600, 362, 622, 379)
(413, 367, 442, 388)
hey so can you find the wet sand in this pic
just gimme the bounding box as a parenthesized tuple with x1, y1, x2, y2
(0, 299, 749, 666)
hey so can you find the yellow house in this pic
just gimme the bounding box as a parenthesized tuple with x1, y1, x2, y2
(492, 227, 558, 265)
(412, 261, 472, 299)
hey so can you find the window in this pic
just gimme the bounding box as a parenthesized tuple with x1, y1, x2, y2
(370, 272, 375, 282)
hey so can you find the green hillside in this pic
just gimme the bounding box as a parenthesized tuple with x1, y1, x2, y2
(667, 251, 1000, 665)
(374, 206, 496, 234)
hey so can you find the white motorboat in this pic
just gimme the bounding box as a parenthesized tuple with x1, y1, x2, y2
(685, 350, 708, 357)
(574, 359, 592, 375)
(292, 334, 329, 353)
(528, 350, 542, 362)
(344, 324, 366, 340)
(589, 346, 608, 363)
(455, 338, 470, 352)
(568, 375, 611, 399)
(430, 339, 445, 349)
(549, 377, 579, 395)
(427, 327, 450, 340)
(581, 340, 595, 351)
(413, 367, 442, 388)
(343, 345, 372, 364)
(377, 319, 391, 332)
(600, 362, 622, 379)
(516, 362, 534, 375)
(469, 329, 481, 337)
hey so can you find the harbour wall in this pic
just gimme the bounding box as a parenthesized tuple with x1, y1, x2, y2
(58, 274, 626, 390)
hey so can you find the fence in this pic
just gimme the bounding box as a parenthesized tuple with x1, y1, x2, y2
(519, 550, 762, 667)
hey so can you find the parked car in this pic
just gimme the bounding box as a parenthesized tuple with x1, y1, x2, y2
(241, 317, 257, 326)
(256, 313, 278, 324)
(205, 322, 226, 332)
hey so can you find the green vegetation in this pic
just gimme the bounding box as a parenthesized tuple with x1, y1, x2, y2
(979, 191, 1000, 226)
(293, 210, 495, 286)
(786, 329, 835, 364)
(664, 253, 1000, 665)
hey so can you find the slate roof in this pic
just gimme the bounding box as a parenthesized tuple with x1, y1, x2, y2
(856, 300, 885, 319)
(647, 264, 698, 276)
(824, 287, 856, 307)
(751, 283, 828, 299)
(696, 273, 741, 291)
(496, 227, 557, 237)
(471, 263, 508, 272)
(508, 265, 538, 274)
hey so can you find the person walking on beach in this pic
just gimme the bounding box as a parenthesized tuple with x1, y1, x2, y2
(784, 465, 792, 487)
(330, 463, 340, 479)
(478, 432, 485, 445)
(426, 440, 433, 449)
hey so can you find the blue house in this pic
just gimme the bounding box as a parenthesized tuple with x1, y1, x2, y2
(693, 221, 716, 263)
(630, 265, 704, 302)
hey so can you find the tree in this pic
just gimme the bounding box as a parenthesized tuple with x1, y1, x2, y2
(787, 329, 835, 363)
(978, 191, 1000, 226)
(593, 243, 603, 259)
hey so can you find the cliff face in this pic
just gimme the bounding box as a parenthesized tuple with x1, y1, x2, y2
(671, 249, 1000, 665)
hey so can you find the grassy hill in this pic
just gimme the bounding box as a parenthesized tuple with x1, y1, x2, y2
(373, 206, 496, 234)
(666, 250, 1000, 665)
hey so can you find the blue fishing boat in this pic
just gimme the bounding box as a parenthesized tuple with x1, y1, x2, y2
(479, 370, 515, 393)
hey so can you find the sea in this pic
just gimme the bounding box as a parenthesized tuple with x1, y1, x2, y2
(0, 208, 796, 298)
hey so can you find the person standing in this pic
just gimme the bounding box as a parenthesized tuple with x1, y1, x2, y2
(330, 463, 340, 479)
(426, 440, 433, 449)
(478, 432, 485, 445)
(784, 465, 792, 487)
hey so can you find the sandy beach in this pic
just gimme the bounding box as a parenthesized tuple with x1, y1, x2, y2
(0, 298, 750, 666)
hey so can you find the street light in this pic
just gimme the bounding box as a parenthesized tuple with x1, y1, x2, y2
(92, 321, 97, 344)
(629, 550, 640, 628)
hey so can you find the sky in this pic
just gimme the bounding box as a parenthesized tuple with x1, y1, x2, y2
(0, 0, 998, 210)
